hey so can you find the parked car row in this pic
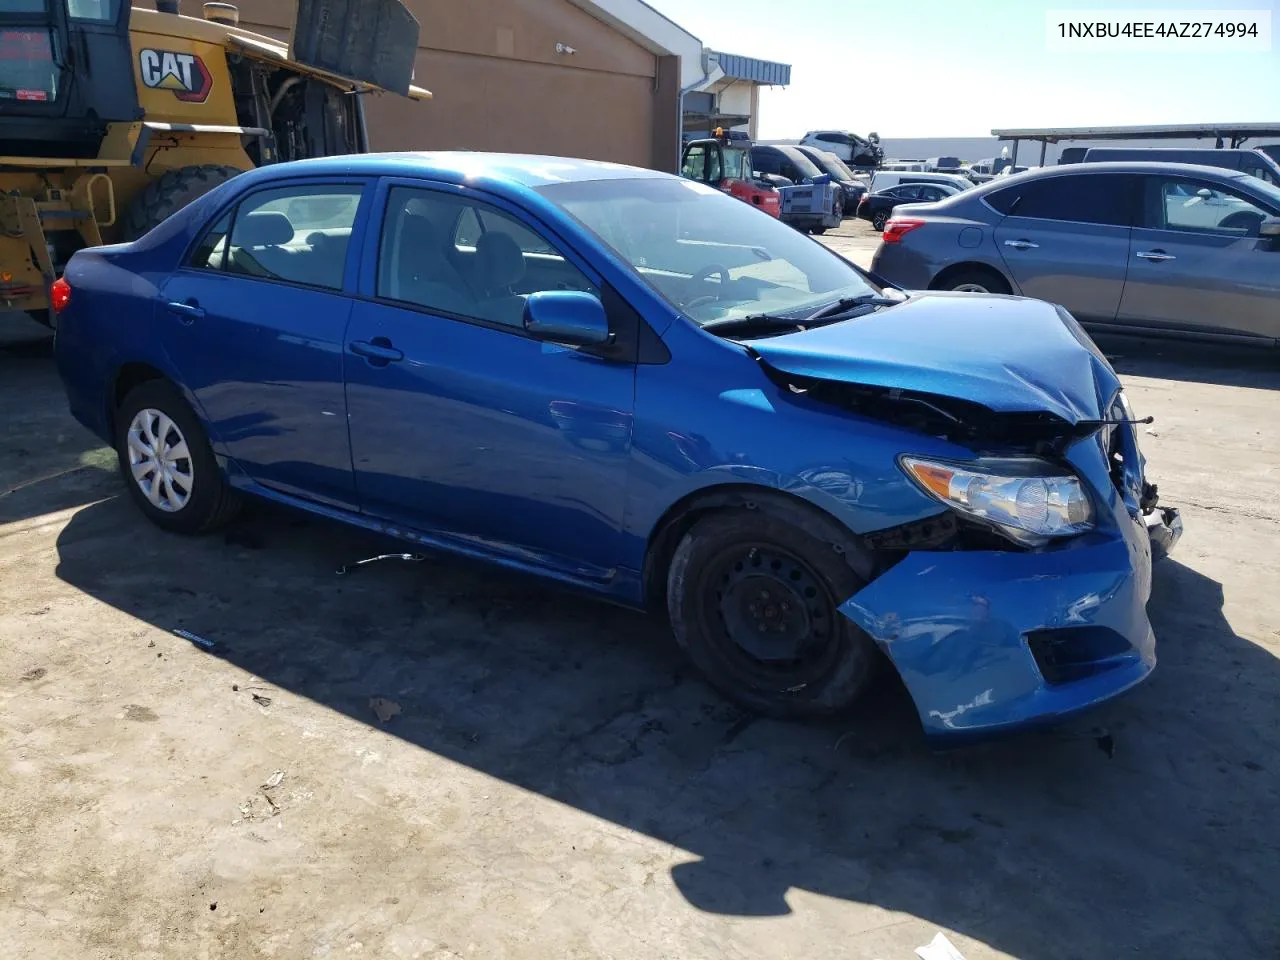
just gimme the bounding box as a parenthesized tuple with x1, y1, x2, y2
(870, 160, 1280, 346)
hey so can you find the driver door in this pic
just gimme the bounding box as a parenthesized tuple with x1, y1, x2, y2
(343, 180, 637, 576)
(1116, 173, 1280, 340)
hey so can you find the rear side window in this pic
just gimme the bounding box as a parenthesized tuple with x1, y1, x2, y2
(223, 185, 363, 289)
(189, 211, 231, 270)
(987, 174, 1136, 226)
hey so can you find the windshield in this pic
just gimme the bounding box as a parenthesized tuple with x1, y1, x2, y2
(537, 176, 880, 327)
(0, 27, 57, 103)
(723, 147, 749, 180)
(785, 150, 823, 180)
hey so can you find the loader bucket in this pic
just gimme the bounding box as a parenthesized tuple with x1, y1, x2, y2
(290, 0, 420, 96)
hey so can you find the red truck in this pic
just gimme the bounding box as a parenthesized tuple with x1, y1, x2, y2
(680, 128, 781, 217)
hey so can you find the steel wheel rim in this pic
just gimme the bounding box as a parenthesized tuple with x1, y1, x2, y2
(126, 408, 193, 513)
(952, 282, 989, 293)
(700, 544, 842, 694)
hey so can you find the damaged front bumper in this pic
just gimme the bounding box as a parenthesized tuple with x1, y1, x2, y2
(842, 505, 1183, 740)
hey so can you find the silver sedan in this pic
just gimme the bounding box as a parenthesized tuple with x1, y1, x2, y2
(870, 161, 1280, 345)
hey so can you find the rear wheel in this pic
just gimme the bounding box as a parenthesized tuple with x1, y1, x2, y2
(871, 209, 889, 231)
(938, 266, 1011, 294)
(120, 164, 244, 240)
(114, 379, 241, 534)
(666, 509, 879, 719)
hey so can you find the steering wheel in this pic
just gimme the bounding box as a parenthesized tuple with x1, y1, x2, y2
(684, 263, 732, 311)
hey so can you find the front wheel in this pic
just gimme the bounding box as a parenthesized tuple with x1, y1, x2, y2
(114, 379, 241, 534)
(666, 510, 879, 719)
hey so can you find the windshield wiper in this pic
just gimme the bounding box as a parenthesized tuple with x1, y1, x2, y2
(700, 313, 806, 336)
(701, 294, 903, 338)
(802, 294, 902, 324)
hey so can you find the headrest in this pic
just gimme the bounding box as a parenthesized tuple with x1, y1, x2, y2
(237, 211, 294, 247)
(475, 231, 525, 288)
(398, 212, 442, 252)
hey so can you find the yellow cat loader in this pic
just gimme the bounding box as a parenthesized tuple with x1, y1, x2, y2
(0, 0, 430, 325)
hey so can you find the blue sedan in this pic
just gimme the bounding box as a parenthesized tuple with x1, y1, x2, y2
(51, 152, 1182, 739)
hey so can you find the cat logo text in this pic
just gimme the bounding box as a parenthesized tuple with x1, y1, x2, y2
(138, 48, 213, 103)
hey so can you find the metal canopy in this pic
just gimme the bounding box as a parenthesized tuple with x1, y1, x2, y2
(992, 123, 1280, 149)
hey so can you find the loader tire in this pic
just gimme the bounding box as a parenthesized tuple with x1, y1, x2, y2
(120, 164, 244, 241)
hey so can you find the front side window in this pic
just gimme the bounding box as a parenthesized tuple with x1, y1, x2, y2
(681, 145, 707, 181)
(990, 174, 1136, 226)
(1145, 176, 1275, 237)
(707, 146, 723, 183)
(538, 176, 881, 328)
(377, 186, 597, 330)
(0, 26, 58, 102)
(220, 184, 362, 289)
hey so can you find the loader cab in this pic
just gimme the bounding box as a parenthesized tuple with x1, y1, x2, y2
(0, 0, 141, 158)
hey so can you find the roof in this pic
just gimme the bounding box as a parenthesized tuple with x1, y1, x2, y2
(992, 123, 1280, 144)
(973, 159, 1270, 186)
(239, 151, 671, 190)
(709, 50, 791, 86)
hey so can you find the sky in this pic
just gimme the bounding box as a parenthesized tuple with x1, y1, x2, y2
(643, 0, 1280, 140)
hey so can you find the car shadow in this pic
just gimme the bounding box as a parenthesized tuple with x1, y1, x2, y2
(53, 495, 1280, 958)
(0, 327, 119, 523)
(1092, 331, 1280, 391)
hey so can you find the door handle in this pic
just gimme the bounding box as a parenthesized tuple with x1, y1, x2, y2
(1136, 250, 1176, 262)
(166, 300, 205, 322)
(349, 338, 404, 363)
(1003, 239, 1039, 250)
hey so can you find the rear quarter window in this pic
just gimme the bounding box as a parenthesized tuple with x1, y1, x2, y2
(985, 174, 1136, 226)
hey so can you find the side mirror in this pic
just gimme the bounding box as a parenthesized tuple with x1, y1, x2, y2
(1260, 216, 1280, 238)
(523, 290, 611, 347)
(1196, 188, 1214, 200)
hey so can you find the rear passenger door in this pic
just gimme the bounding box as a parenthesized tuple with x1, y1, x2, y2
(990, 173, 1138, 322)
(157, 179, 371, 509)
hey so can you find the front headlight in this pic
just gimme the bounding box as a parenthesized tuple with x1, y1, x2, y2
(900, 456, 1093, 544)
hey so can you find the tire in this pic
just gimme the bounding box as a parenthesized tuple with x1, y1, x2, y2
(120, 164, 243, 241)
(811, 226, 827, 236)
(666, 507, 879, 719)
(114, 379, 241, 534)
(939, 267, 1011, 295)
(871, 210, 889, 231)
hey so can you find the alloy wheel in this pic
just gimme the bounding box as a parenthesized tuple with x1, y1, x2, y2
(126, 407, 194, 513)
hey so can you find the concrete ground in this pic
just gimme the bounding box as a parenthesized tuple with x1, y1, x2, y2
(3, 223, 1279, 960)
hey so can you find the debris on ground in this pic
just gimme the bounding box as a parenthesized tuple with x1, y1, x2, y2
(261, 770, 285, 791)
(915, 931, 967, 960)
(370, 697, 401, 723)
(336, 553, 427, 576)
(252, 694, 272, 708)
(172, 628, 216, 651)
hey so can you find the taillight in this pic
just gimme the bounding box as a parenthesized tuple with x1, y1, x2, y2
(882, 218, 925, 244)
(50, 276, 71, 312)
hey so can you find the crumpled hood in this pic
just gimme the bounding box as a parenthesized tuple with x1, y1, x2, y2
(748, 292, 1121, 424)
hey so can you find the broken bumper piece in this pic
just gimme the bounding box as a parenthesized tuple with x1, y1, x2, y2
(840, 512, 1178, 739)
(1145, 505, 1183, 561)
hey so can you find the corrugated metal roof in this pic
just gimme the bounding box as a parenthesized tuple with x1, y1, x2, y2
(710, 50, 791, 86)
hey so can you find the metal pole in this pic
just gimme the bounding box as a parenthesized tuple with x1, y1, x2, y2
(1039, 140, 1047, 166)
